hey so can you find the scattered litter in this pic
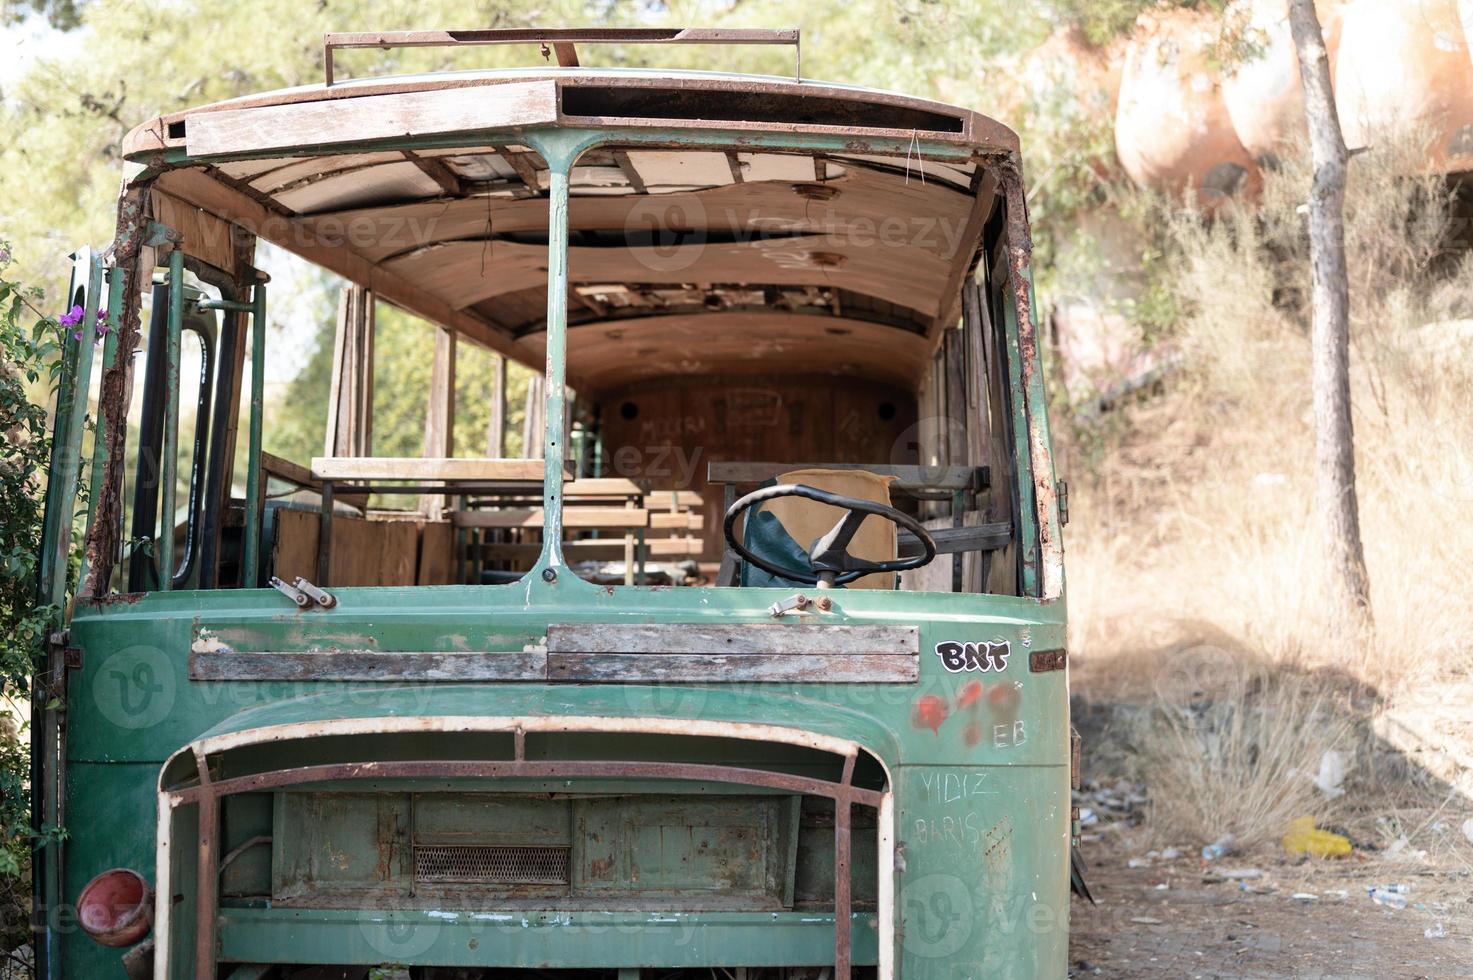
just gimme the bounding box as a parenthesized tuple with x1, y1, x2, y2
(1130, 916, 1163, 925)
(1462, 817, 1473, 846)
(1127, 858, 1150, 868)
(1221, 868, 1263, 880)
(1371, 883, 1409, 894)
(1368, 886, 1408, 910)
(1291, 892, 1319, 902)
(1152, 882, 1169, 891)
(1385, 837, 1428, 862)
(1324, 889, 1349, 901)
(1424, 922, 1447, 939)
(1309, 750, 1347, 797)
(1282, 816, 1352, 858)
(1159, 847, 1180, 860)
(1073, 779, 1148, 832)
(1201, 834, 1236, 861)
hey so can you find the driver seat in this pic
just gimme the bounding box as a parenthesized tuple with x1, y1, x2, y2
(749, 467, 899, 590)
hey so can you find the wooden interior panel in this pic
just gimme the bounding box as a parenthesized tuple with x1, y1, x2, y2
(526, 313, 930, 394)
(388, 236, 951, 315)
(271, 507, 422, 587)
(597, 374, 916, 561)
(300, 164, 973, 264)
(417, 521, 455, 585)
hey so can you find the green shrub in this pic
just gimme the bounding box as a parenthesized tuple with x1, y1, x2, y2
(0, 240, 65, 954)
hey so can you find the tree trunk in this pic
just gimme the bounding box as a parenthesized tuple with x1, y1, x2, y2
(1288, 0, 1373, 627)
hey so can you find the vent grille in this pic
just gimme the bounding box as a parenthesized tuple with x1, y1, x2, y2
(414, 845, 571, 885)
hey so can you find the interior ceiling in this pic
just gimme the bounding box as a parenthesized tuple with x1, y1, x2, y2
(203, 144, 987, 393)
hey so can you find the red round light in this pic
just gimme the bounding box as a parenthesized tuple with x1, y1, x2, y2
(77, 868, 153, 947)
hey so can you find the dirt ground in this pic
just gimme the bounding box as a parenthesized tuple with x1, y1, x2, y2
(1067, 849, 1473, 978)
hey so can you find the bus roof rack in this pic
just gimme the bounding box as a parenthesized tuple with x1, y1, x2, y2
(323, 27, 803, 87)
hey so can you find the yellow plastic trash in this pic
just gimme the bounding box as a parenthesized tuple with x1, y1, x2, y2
(1282, 816, 1352, 858)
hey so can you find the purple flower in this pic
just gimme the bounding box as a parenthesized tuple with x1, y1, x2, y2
(0, 247, 11, 265)
(58, 304, 84, 328)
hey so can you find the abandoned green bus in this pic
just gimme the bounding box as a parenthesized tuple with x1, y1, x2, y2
(34, 28, 1072, 980)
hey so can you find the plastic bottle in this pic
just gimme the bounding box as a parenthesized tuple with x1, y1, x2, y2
(1368, 887, 1408, 909)
(1201, 834, 1236, 861)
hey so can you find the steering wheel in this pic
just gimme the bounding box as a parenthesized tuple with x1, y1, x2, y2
(723, 483, 938, 587)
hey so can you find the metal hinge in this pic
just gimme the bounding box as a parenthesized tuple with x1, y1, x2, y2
(1058, 480, 1070, 526)
(768, 592, 832, 618)
(46, 630, 83, 670)
(270, 576, 336, 609)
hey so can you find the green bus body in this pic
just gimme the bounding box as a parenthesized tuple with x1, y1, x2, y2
(36, 46, 1071, 980)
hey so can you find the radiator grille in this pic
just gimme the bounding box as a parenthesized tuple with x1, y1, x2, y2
(414, 844, 571, 885)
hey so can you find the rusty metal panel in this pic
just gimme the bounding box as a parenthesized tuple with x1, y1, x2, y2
(271, 793, 410, 903)
(413, 794, 571, 847)
(1029, 647, 1067, 672)
(574, 795, 800, 909)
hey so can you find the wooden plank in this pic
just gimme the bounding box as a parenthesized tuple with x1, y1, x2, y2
(417, 521, 454, 585)
(422, 327, 457, 457)
(151, 189, 242, 274)
(547, 652, 917, 684)
(649, 511, 704, 530)
(271, 507, 420, 586)
(260, 452, 317, 488)
(474, 536, 700, 561)
(312, 457, 553, 481)
(420, 326, 457, 519)
(706, 461, 979, 492)
(452, 507, 648, 529)
(186, 82, 558, 157)
(547, 623, 918, 656)
(898, 522, 1011, 556)
(271, 508, 321, 585)
(563, 477, 645, 497)
(190, 650, 547, 682)
(641, 490, 704, 511)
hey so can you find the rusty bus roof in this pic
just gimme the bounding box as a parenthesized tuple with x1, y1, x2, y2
(120, 64, 1017, 392)
(123, 67, 1018, 160)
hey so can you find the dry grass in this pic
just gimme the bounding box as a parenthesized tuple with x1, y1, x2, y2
(1062, 128, 1473, 853)
(1143, 672, 1354, 849)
